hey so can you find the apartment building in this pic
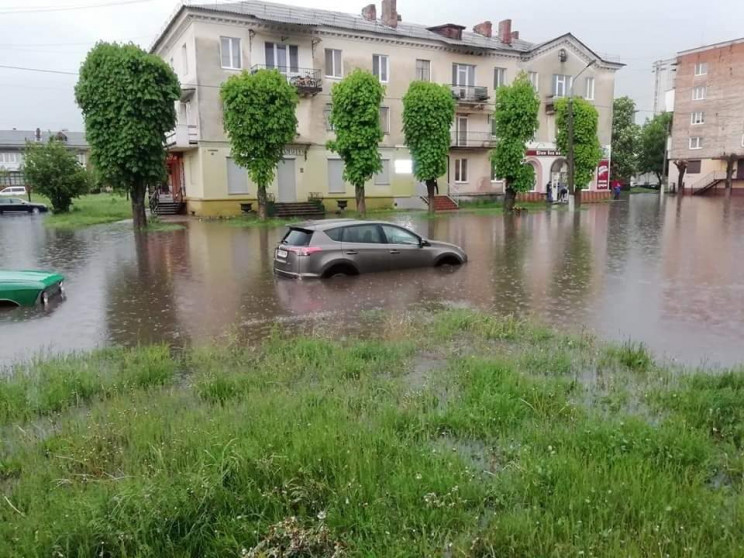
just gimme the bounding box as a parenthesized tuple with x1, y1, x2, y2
(668, 38, 744, 195)
(151, 0, 622, 216)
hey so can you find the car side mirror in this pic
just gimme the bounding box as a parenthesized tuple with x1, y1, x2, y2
(420, 239, 431, 247)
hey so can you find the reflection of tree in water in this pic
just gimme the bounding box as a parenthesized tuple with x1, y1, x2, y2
(490, 215, 530, 315)
(552, 212, 593, 310)
(105, 231, 189, 348)
(629, 194, 664, 261)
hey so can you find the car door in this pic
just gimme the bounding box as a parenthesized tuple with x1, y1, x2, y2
(1, 198, 22, 213)
(381, 224, 434, 270)
(339, 224, 390, 273)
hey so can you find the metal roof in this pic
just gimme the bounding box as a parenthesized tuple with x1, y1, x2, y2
(187, 0, 535, 53)
(0, 130, 88, 149)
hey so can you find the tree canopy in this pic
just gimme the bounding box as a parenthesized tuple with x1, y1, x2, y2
(75, 42, 180, 228)
(23, 139, 89, 213)
(611, 97, 640, 184)
(556, 97, 603, 192)
(491, 73, 540, 211)
(221, 69, 299, 219)
(327, 69, 385, 215)
(402, 81, 456, 212)
(638, 112, 673, 185)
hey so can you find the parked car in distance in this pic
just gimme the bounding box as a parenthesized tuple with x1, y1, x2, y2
(0, 186, 27, 197)
(274, 219, 467, 279)
(0, 270, 65, 307)
(0, 197, 48, 214)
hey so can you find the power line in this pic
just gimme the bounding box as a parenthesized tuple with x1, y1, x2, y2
(0, 64, 78, 76)
(0, 0, 155, 15)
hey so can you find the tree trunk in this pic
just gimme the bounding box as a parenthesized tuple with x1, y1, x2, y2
(131, 183, 147, 230)
(355, 184, 366, 216)
(725, 155, 736, 198)
(257, 185, 267, 221)
(677, 168, 686, 195)
(426, 179, 436, 214)
(574, 188, 582, 208)
(503, 185, 516, 212)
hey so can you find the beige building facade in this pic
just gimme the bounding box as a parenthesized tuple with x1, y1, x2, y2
(152, 0, 622, 216)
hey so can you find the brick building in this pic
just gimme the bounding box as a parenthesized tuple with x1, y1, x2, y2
(668, 38, 744, 195)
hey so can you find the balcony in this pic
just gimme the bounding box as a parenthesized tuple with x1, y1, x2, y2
(165, 124, 199, 151)
(251, 65, 322, 96)
(450, 84, 490, 106)
(451, 131, 496, 149)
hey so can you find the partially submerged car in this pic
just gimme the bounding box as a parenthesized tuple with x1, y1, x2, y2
(0, 270, 65, 307)
(274, 219, 467, 279)
(0, 198, 48, 214)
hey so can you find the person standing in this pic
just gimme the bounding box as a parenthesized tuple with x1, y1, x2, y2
(546, 181, 553, 203)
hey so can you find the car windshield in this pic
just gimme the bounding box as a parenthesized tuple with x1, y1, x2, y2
(282, 228, 313, 246)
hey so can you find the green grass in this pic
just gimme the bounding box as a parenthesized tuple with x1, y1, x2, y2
(145, 217, 186, 232)
(38, 193, 132, 228)
(2, 309, 743, 556)
(222, 215, 306, 228)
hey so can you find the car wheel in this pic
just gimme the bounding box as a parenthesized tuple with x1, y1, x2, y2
(32, 207, 40, 215)
(41, 291, 50, 306)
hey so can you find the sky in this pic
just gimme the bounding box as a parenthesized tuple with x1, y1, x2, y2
(1, 0, 743, 131)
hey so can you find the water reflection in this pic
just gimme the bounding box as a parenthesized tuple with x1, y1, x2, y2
(2, 196, 744, 367)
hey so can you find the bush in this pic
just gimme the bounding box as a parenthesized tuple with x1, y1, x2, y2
(23, 139, 89, 212)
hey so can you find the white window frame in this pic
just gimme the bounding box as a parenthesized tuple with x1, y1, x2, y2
(552, 74, 573, 98)
(691, 111, 705, 125)
(374, 159, 391, 185)
(490, 161, 499, 182)
(689, 137, 703, 150)
(415, 59, 431, 82)
(528, 71, 539, 90)
(694, 62, 708, 76)
(181, 43, 188, 75)
(76, 153, 86, 167)
(325, 49, 342, 78)
(220, 37, 241, 70)
(453, 63, 475, 87)
(454, 158, 468, 183)
(584, 77, 595, 100)
(265, 42, 299, 73)
(692, 86, 706, 101)
(379, 106, 390, 135)
(494, 67, 506, 89)
(373, 54, 389, 83)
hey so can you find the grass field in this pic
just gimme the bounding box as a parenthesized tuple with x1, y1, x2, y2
(38, 193, 132, 228)
(2, 308, 743, 556)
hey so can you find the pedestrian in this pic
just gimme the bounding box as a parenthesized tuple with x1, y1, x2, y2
(559, 183, 568, 202)
(546, 181, 553, 203)
(611, 179, 622, 200)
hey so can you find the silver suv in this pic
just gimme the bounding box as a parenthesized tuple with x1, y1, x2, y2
(274, 219, 467, 279)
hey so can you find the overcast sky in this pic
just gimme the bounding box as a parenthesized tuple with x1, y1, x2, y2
(1, 0, 743, 131)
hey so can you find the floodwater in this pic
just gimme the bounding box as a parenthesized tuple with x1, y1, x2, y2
(2, 195, 744, 367)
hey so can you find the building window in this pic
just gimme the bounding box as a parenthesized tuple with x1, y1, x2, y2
(325, 48, 342, 78)
(375, 159, 391, 185)
(379, 106, 390, 134)
(691, 111, 705, 125)
(328, 159, 345, 193)
(226, 157, 249, 194)
(692, 86, 706, 100)
(169, 57, 174, 69)
(373, 54, 389, 83)
(0, 152, 21, 164)
(324, 104, 334, 131)
(689, 137, 703, 150)
(181, 44, 188, 75)
(76, 153, 86, 167)
(491, 161, 498, 182)
(489, 114, 497, 136)
(452, 63, 475, 87)
(454, 158, 468, 183)
(494, 67, 506, 89)
(694, 62, 708, 76)
(220, 37, 241, 70)
(415, 59, 430, 81)
(528, 71, 539, 90)
(687, 160, 702, 174)
(265, 42, 299, 73)
(552, 74, 573, 97)
(584, 77, 595, 100)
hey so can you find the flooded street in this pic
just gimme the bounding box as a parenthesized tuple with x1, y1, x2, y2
(2, 194, 744, 367)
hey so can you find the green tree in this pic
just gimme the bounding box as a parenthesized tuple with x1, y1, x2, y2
(402, 82, 456, 213)
(556, 97, 603, 200)
(75, 42, 180, 229)
(221, 69, 299, 220)
(611, 97, 640, 184)
(491, 72, 540, 212)
(23, 139, 89, 213)
(327, 69, 385, 216)
(638, 112, 673, 186)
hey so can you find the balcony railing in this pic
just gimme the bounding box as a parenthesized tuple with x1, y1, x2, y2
(451, 131, 496, 149)
(251, 65, 322, 95)
(165, 124, 199, 150)
(450, 84, 489, 104)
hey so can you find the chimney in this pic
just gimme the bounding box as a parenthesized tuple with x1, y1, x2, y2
(381, 0, 398, 28)
(362, 3, 376, 21)
(511, 30, 520, 41)
(473, 21, 492, 38)
(498, 19, 512, 45)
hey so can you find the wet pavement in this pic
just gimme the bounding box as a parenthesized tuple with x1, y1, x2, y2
(2, 194, 744, 367)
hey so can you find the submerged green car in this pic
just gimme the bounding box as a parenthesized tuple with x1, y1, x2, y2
(0, 270, 65, 307)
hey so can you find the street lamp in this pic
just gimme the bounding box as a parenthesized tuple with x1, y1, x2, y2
(567, 59, 597, 201)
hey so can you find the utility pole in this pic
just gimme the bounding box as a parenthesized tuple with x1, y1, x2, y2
(567, 59, 596, 207)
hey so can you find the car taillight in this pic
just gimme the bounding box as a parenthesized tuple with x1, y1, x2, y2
(296, 246, 322, 257)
